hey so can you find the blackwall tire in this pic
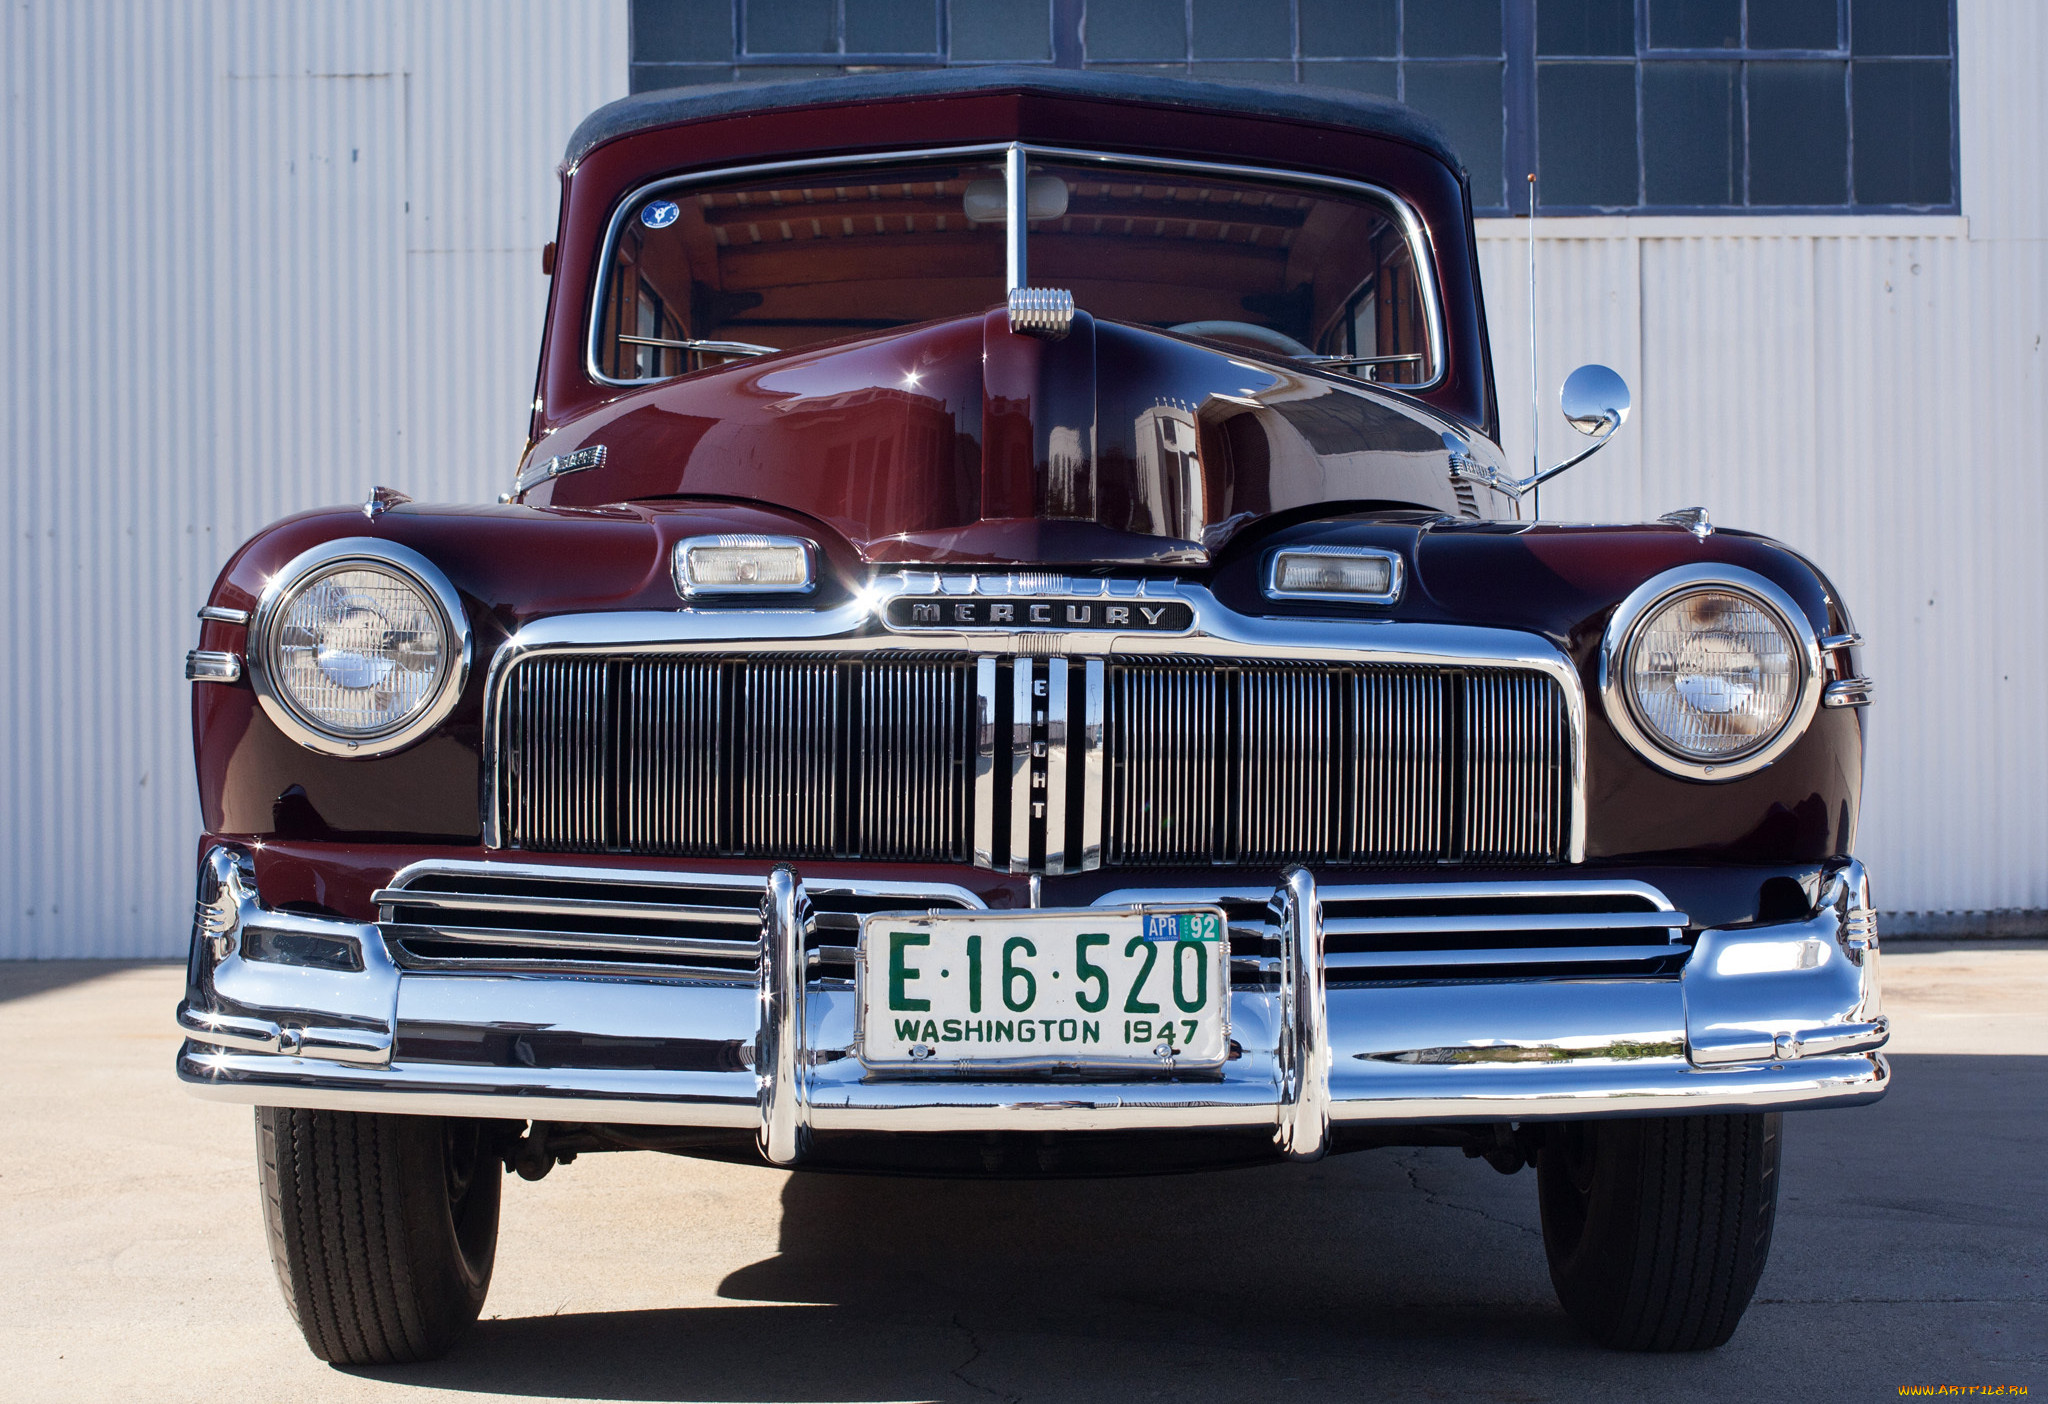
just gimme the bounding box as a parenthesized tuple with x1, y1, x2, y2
(1536, 1112, 1781, 1352)
(255, 1107, 502, 1365)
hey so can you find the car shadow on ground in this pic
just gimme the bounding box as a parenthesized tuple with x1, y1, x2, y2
(335, 1053, 2048, 1402)
(348, 1144, 1592, 1401)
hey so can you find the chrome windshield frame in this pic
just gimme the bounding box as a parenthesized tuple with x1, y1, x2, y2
(583, 142, 1448, 393)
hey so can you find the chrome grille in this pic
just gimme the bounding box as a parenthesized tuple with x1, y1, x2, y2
(502, 653, 974, 861)
(375, 863, 978, 985)
(1106, 662, 1568, 866)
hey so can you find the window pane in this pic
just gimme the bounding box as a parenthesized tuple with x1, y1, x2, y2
(1405, 62, 1506, 208)
(1537, 0, 1633, 56)
(1854, 59, 1952, 203)
(1189, 61, 1298, 82)
(745, 0, 834, 53)
(1644, 62, 1740, 203)
(1406, 0, 1503, 57)
(951, 0, 1052, 59)
(1193, 0, 1291, 58)
(1085, 0, 1188, 60)
(634, 0, 733, 63)
(1300, 0, 1396, 56)
(1851, 0, 1948, 55)
(1537, 62, 1638, 205)
(846, 0, 937, 52)
(1305, 60, 1399, 95)
(1648, 0, 1740, 48)
(1748, 61, 1848, 203)
(1749, 0, 1840, 50)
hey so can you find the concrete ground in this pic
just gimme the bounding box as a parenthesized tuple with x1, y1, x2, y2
(1, 948, 2041, 1404)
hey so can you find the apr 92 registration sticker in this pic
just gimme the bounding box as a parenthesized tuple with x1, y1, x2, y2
(856, 907, 1230, 1072)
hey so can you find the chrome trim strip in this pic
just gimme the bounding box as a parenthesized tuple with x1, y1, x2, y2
(1096, 878, 1674, 910)
(477, 579, 1588, 863)
(1272, 867, 1329, 1161)
(1598, 563, 1826, 783)
(1009, 657, 1034, 873)
(513, 443, 607, 498)
(585, 143, 1447, 394)
(972, 657, 998, 867)
(1079, 658, 1104, 872)
(247, 538, 474, 760)
(1322, 910, 1686, 939)
(196, 605, 251, 625)
(1043, 658, 1069, 874)
(1263, 545, 1405, 606)
(1820, 632, 1865, 651)
(383, 857, 988, 912)
(757, 866, 810, 1166)
(184, 649, 242, 683)
(1326, 944, 1685, 970)
(372, 887, 762, 927)
(181, 1046, 1889, 1126)
(385, 924, 758, 963)
(1003, 141, 1028, 291)
(1824, 677, 1875, 708)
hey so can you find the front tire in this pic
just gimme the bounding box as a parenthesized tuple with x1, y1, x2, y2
(255, 1107, 502, 1364)
(1537, 1112, 1780, 1351)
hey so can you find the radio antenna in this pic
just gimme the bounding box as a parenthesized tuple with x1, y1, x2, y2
(1527, 172, 1539, 522)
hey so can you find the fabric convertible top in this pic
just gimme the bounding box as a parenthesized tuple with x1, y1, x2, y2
(565, 65, 1463, 176)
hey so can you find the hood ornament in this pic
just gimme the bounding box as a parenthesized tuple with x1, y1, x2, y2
(998, 143, 1075, 340)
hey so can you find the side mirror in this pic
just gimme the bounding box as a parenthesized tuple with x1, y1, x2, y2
(1560, 363, 1631, 437)
(1514, 363, 1632, 494)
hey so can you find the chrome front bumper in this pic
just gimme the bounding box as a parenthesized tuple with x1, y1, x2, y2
(177, 852, 1889, 1164)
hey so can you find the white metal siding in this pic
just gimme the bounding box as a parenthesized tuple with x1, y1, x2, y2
(1, 1, 626, 957)
(0, 2, 2038, 957)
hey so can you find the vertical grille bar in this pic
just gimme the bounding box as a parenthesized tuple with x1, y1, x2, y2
(1078, 657, 1105, 871)
(1044, 659, 1070, 874)
(972, 657, 997, 867)
(1009, 658, 1035, 874)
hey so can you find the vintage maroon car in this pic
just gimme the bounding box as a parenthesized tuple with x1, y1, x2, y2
(179, 69, 1884, 1363)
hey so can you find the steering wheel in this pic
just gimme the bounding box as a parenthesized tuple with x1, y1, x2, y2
(1167, 320, 1316, 358)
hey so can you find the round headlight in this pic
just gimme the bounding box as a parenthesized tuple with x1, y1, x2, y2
(249, 540, 471, 757)
(1601, 566, 1822, 780)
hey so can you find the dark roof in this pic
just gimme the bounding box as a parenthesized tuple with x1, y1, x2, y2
(566, 66, 1461, 174)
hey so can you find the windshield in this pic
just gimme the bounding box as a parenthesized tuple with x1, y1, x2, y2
(592, 150, 1438, 388)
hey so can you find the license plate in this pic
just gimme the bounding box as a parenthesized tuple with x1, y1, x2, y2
(857, 907, 1230, 1072)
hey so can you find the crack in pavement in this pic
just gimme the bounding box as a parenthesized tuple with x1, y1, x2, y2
(949, 1313, 1017, 1403)
(1399, 1149, 1543, 1240)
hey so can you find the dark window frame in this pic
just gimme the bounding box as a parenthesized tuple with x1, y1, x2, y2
(628, 0, 1958, 215)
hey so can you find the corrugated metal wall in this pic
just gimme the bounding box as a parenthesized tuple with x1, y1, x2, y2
(1, 1, 627, 957)
(2, 2, 2039, 956)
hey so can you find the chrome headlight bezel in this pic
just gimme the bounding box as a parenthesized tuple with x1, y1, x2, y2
(247, 538, 473, 758)
(1598, 563, 1824, 781)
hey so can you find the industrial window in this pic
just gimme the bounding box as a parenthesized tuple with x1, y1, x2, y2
(628, 0, 1957, 215)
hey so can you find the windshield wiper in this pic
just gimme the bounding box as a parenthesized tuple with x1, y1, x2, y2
(617, 334, 778, 358)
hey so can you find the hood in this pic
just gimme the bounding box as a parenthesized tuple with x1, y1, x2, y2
(527, 310, 1504, 565)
